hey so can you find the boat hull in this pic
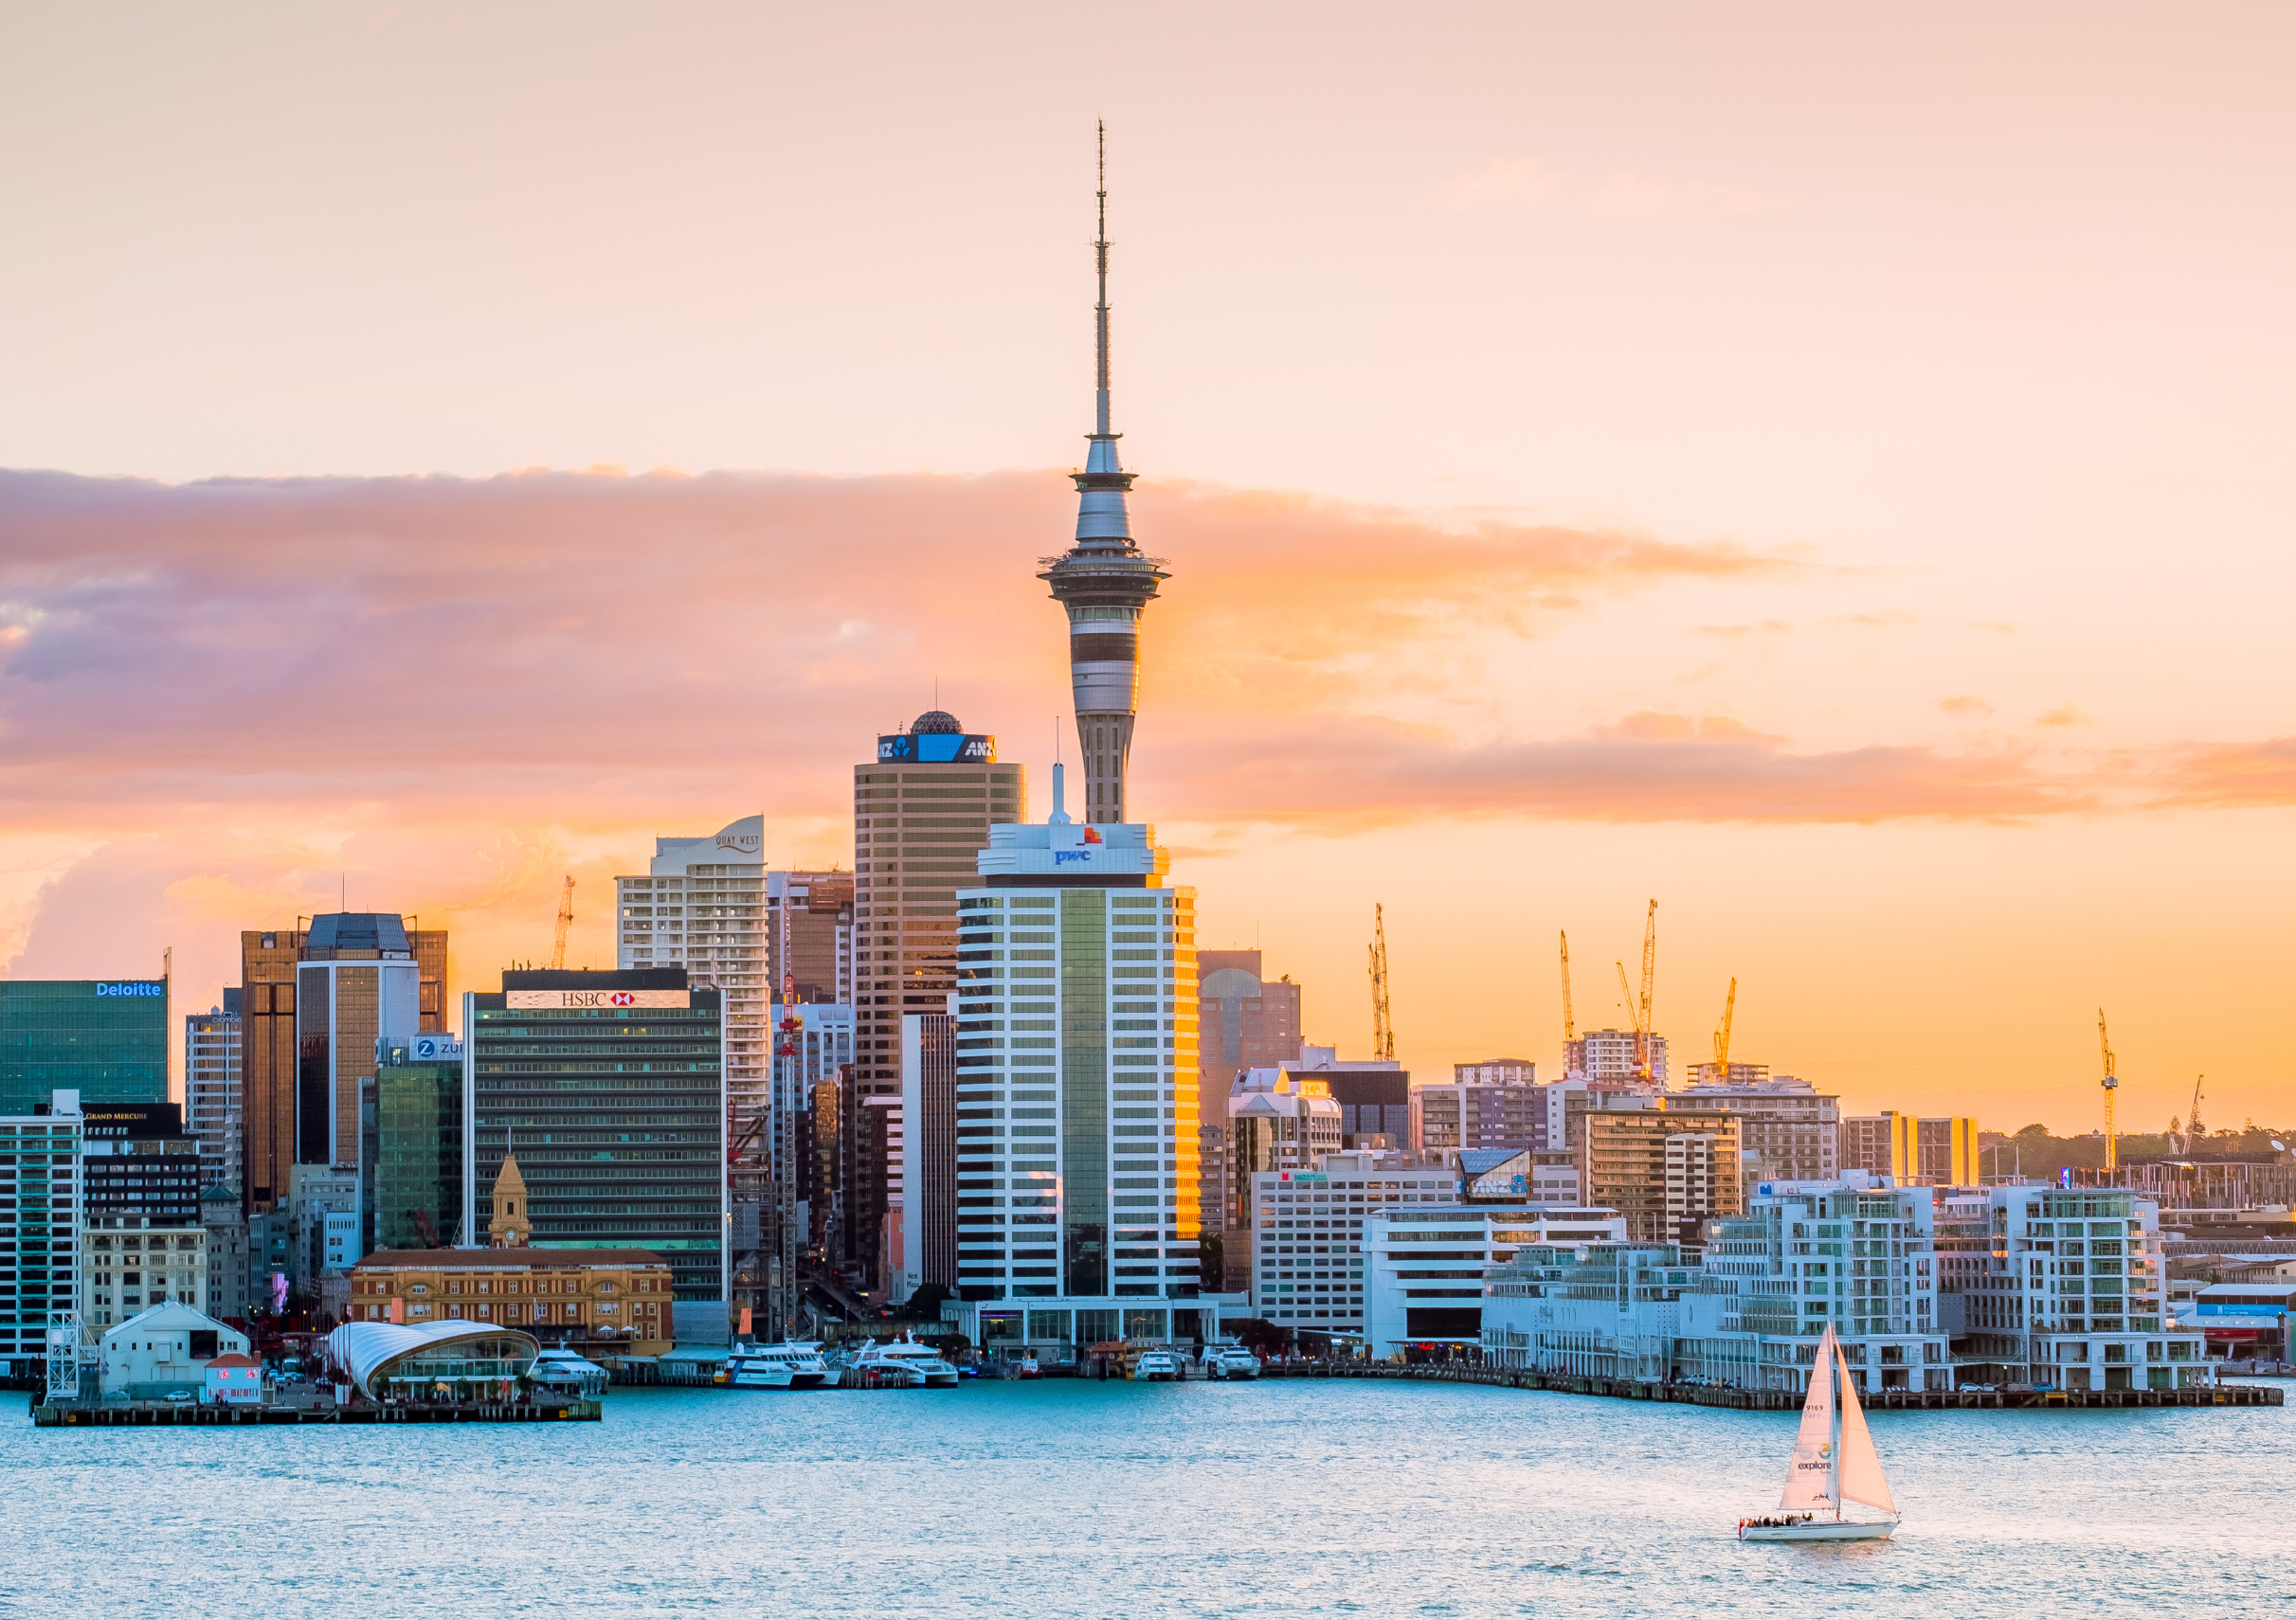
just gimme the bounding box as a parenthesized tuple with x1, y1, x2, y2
(1740, 1521, 1896, 1542)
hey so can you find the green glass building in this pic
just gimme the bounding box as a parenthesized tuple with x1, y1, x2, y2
(360, 1039, 464, 1254)
(0, 980, 169, 1116)
(463, 970, 724, 1302)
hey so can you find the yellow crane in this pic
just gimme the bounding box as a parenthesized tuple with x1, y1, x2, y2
(1636, 899, 1658, 1085)
(2097, 1008, 2119, 1171)
(550, 874, 575, 971)
(1712, 977, 1738, 1080)
(1368, 903, 1394, 1062)
(2187, 1073, 2206, 1148)
(1559, 930, 1576, 1047)
(1614, 959, 1647, 1076)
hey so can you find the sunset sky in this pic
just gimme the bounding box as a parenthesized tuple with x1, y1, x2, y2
(2, 4, 2290, 1134)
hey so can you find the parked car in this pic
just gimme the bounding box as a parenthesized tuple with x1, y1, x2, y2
(165, 1390, 193, 1403)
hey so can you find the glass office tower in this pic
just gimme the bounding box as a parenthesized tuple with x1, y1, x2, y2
(463, 970, 725, 1302)
(0, 980, 168, 1116)
(362, 1038, 465, 1253)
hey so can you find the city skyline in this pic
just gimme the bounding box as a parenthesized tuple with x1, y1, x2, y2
(3, 6, 2293, 1136)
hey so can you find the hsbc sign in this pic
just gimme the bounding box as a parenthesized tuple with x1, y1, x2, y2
(505, 989, 692, 1010)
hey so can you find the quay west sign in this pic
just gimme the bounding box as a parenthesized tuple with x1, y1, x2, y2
(505, 989, 692, 1010)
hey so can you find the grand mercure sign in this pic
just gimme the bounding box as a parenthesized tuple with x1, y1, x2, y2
(505, 989, 691, 1010)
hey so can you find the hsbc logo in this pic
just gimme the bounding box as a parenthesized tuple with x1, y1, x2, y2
(611, 992, 637, 1006)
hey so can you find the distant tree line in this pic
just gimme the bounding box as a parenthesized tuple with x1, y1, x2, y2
(1976, 1121, 2292, 1183)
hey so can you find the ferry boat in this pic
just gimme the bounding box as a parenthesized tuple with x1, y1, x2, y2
(847, 1333, 961, 1388)
(1203, 1343, 1261, 1380)
(723, 1342, 841, 1390)
(529, 1347, 611, 1399)
(1739, 1323, 1900, 1542)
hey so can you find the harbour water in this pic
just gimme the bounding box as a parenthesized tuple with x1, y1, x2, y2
(7, 1377, 2292, 1616)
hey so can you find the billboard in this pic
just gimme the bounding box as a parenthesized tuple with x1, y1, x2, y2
(506, 989, 691, 1010)
(877, 731, 996, 764)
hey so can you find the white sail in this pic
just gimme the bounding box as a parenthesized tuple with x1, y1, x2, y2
(1778, 1324, 1839, 1513)
(1833, 1341, 1897, 1517)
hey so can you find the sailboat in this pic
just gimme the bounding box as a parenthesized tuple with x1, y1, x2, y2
(1739, 1323, 1899, 1542)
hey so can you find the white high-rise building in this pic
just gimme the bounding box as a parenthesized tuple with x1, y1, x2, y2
(1566, 1028, 1671, 1089)
(947, 767, 1202, 1321)
(185, 999, 243, 1200)
(616, 816, 768, 1120)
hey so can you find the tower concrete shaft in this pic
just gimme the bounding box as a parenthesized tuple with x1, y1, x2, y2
(1040, 122, 1166, 824)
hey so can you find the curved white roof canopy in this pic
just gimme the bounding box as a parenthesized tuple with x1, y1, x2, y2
(324, 1320, 540, 1399)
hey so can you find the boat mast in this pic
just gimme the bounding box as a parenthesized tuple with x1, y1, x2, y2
(1830, 1340, 1845, 1521)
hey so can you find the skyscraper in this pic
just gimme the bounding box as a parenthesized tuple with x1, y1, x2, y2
(0, 978, 169, 1116)
(853, 714, 1025, 1096)
(0, 1095, 82, 1377)
(240, 916, 445, 1214)
(614, 816, 767, 1123)
(1039, 129, 1168, 825)
(952, 771, 1201, 1314)
(463, 968, 725, 1305)
(185, 995, 243, 1200)
(295, 912, 432, 1172)
(1196, 950, 1304, 1085)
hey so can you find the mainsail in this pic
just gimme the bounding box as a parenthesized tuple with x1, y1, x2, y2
(1833, 1341, 1897, 1516)
(1778, 1323, 1840, 1513)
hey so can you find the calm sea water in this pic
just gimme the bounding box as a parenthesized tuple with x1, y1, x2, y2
(6, 1377, 2291, 1617)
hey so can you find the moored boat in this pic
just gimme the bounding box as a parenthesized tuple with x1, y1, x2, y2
(723, 1342, 839, 1390)
(1131, 1349, 1183, 1381)
(1740, 1323, 1899, 1542)
(848, 1332, 961, 1388)
(1203, 1343, 1260, 1380)
(530, 1347, 611, 1399)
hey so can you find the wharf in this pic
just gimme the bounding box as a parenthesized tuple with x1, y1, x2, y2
(32, 1397, 602, 1427)
(1322, 1364, 2285, 1411)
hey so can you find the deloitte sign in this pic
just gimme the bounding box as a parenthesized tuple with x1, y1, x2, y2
(94, 981, 165, 998)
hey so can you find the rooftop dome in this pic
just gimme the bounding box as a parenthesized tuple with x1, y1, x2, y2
(912, 710, 964, 735)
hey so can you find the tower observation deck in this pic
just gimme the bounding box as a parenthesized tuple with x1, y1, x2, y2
(1039, 124, 1168, 825)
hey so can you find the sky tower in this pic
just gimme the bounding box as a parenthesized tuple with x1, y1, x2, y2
(1040, 124, 1168, 825)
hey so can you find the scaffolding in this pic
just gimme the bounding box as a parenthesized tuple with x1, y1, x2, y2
(45, 1309, 82, 1405)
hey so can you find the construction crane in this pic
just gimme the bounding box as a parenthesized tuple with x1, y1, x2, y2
(2187, 1073, 2206, 1148)
(550, 874, 575, 971)
(1618, 899, 1658, 1086)
(1711, 977, 1738, 1080)
(2097, 1008, 2119, 1171)
(1368, 904, 1395, 1061)
(1614, 959, 1645, 1071)
(1559, 930, 1576, 1048)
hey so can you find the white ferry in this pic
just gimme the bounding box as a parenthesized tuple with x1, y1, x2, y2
(1203, 1343, 1261, 1380)
(848, 1333, 961, 1387)
(722, 1342, 841, 1390)
(529, 1347, 611, 1399)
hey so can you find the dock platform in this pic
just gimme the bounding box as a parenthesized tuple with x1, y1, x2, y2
(32, 1397, 602, 1427)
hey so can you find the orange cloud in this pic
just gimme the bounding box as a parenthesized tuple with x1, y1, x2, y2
(1153, 711, 2086, 830)
(2145, 736, 2296, 810)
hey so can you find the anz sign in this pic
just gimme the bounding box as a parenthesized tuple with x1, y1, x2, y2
(877, 732, 996, 764)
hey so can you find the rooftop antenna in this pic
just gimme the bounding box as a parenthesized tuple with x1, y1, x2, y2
(1095, 117, 1111, 438)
